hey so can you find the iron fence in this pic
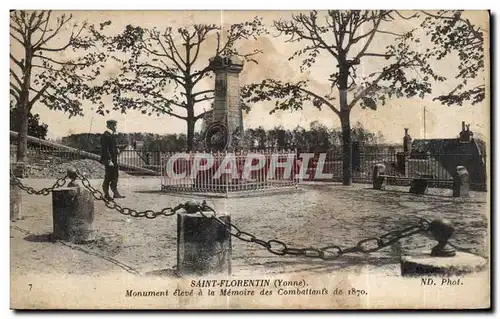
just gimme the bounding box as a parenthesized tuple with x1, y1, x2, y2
(302, 151, 487, 190)
(160, 151, 300, 195)
(11, 142, 487, 191)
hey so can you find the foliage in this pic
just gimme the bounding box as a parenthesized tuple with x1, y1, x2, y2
(243, 122, 385, 152)
(10, 109, 48, 140)
(60, 122, 385, 153)
(10, 10, 111, 161)
(421, 10, 485, 106)
(10, 10, 110, 117)
(241, 10, 442, 184)
(100, 17, 266, 150)
(242, 11, 443, 117)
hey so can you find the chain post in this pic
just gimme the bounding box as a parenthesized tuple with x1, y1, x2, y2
(11, 168, 448, 262)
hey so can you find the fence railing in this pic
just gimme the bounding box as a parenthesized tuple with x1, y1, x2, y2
(160, 151, 300, 194)
(11, 142, 487, 191)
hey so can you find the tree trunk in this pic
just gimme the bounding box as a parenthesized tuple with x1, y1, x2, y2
(338, 60, 352, 186)
(16, 48, 33, 164)
(185, 84, 195, 151)
(340, 109, 352, 185)
(186, 118, 195, 151)
(16, 106, 29, 163)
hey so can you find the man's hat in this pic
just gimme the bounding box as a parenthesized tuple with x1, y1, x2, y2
(106, 119, 117, 124)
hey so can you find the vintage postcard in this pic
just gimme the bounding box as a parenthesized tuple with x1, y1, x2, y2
(9, 9, 490, 310)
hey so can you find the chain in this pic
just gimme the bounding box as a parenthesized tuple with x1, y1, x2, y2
(10, 169, 434, 259)
(195, 202, 431, 260)
(76, 172, 182, 219)
(10, 171, 68, 195)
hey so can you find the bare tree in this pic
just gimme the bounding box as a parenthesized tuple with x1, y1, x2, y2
(10, 10, 109, 163)
(242, 10, 443, 185)
(104, 17, 266, 150)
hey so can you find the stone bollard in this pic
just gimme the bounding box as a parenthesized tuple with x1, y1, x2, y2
(10, 183, 22, 221)
(409, 178, 428, 195)
(372, 163, 386, 190)
(401, 219, 487, 276)
(453, 166, 470, 197)
(177, 201, 231, 276)
(52, 185, 95, 244)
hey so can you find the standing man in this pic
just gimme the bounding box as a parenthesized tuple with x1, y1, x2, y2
(100, 119, 126, 201)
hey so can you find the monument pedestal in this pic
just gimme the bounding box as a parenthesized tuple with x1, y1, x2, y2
(205, 55, 245, 152)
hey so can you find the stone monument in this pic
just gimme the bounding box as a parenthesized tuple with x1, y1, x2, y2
(204, 55, 245, 151)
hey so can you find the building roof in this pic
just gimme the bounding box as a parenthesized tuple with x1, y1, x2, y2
(410, 138, 485, 184)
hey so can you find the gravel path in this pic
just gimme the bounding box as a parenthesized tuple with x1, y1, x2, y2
(10, 178, 488, 278)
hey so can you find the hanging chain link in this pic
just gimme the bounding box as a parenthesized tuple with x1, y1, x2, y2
(10, 171, 68, 195)
(194, 201, 431, 260)
(11, 169, 434, 259)
(76, 172, 182, 219)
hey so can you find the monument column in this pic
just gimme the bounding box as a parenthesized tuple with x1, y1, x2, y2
(206, 56, 245, 151)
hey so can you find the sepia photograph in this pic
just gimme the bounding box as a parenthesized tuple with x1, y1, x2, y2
(8, 8, 491, 310)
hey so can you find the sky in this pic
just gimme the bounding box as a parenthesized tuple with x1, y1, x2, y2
(11, 10, 490, 144)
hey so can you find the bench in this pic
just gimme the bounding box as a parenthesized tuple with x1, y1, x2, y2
(374, 172, 437, 194)
(372, 164, 471, 197)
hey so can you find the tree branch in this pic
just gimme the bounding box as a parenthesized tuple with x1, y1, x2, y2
(349, 63, 399, 109)
(194, 95, 214, 103)
(33, 11, 51, 47)
(142, 100, 187, 120)
(376, 29, 405, 37)
(10, 82, 21, 95)
(354, 14, 384, 61)
(297, 87, 339, 115)
(34, 13, 73, 50)
(421, 10, 483, 41)
(195, 109, 210, 120)
(28, 84, 50, 108)
(39, 43, 72, 52)
(192, 89, 214, 97)
(152, 33, 185, 73)
(10, 68, 23, 86)
(33, 54, 88, 67)
(362, 52, 394, 58)
(10, 31, 24, 45)
(394, 11, 419, 20)
(10, 54, 24, 71)
(10, 88, 20, 102)
(192, 66, 211, 84)
(137, 63, 184, 85)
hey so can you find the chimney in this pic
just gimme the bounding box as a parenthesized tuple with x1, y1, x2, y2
(403, 128, 412, 153)
(459, 122, 473, 143)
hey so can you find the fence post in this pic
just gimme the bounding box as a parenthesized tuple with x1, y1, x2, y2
(177, 201, 231, 276)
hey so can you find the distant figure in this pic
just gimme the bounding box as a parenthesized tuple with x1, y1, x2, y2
(100, 119, 126, 201)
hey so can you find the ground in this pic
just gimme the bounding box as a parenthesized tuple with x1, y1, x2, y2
(10, 177, 488, 279)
